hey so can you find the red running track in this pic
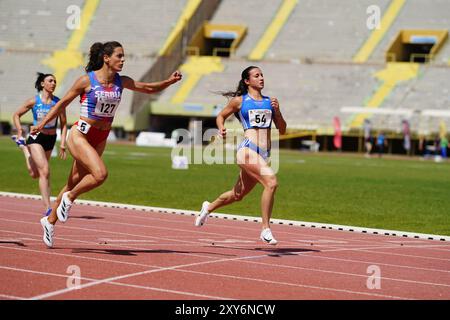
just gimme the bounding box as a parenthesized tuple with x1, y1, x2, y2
(0, 195, 449, 300)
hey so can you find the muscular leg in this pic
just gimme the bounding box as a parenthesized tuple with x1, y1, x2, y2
(47, 159, 89, 224)
(237, 148, 278, 229)
(208, 169, 257, 212)
(19, 145, 38, 178)
(28, 144, 52, 211)
(47, 128, 107, 225)
(65, 129, 108, 200)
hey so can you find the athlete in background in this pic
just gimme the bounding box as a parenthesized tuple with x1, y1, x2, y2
(12, 72, 67, 216)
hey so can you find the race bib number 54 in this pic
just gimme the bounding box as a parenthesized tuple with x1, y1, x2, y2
(248, 109, 272, 128)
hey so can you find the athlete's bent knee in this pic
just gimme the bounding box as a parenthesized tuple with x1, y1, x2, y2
(40, 168, 50, 179)
(233, 191, 246, 202)
(92, 169, 108, 185)
(264, 177, 278, 192)
(30, 171, 39, 179)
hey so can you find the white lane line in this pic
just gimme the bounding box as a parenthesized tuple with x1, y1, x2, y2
(236, 259, 450, 288)
(2, 214, 450, 273)
(0, 228, 227, 264)
(1, 238, 448, 300)
(2, 230, 450, 291)
(350, 249, 450, 262)
(2, 213, 449, 262)
(0, 294, 25, 300)
(5, 198, 448, 248)
(0, 265, 232, 300)
(97, 239, 157, 243)
(3, 208, 449, 257)
(27, 248, 414, 301)
(2, 191, 449, 242)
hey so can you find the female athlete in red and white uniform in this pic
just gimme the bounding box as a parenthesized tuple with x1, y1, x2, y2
(31, 41, 182, 247)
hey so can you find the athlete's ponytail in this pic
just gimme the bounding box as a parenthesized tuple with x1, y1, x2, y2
(221, 66, 259, 98)
(35, 72, 54, 92)
(85, 41, 123, 72)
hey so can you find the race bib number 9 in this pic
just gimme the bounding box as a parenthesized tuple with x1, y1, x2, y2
(248, 109, 272, 128)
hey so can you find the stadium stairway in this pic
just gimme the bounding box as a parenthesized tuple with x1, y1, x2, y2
(248, 0, 298, 61)
(348, 62, 419, 128)
(170, 56, 224, 105)
(158, 0, 202, 56)
(41, 0, 100, 96)
(167, 0, 298, 105)
(353, 0, 406, 63)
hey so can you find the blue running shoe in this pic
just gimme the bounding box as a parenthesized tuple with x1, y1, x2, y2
(11, 135, 26, 148)
(44, 208, 52, 217)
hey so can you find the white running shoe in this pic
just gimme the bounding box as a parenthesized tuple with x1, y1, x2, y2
(57, 191, 73, 223)
(195, 201, 210, 227)
(40, 216, 54, 248)
(260, 228, 278, 245)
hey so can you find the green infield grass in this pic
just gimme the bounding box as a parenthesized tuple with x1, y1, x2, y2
(0, 136, 449, 235)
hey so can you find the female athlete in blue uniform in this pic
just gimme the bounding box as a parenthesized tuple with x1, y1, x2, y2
(12, 73, 68, 216)
(31, 41, 182, 247)
(195, 66, 287, 245)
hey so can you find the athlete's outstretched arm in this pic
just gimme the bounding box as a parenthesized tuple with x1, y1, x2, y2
(216, 96, 241, 138)
(12, 98, 35, 138)
(271, 98, 287, 135)
(121, 71, 182, 94)
(30, 76, 88, 134)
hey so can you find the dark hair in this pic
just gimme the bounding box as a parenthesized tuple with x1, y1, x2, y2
(35, 72, 54, 92)
(85, 41, 123, 72)
(221, 66, 260, 98)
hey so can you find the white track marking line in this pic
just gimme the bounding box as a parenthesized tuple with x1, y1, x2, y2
(1, 240, 449, 300)
(2, 230, 450, 289)
(3, 241, 449, 298)
(0, 200, 417, 246)
(27, 249, 414, 301)
(0, 216, 228, 249)
(174, 269, 414, 300)
(3, 209, 446, 251)
(6, 199, 450, 250)
(347, 249, 450, 262)
(236, 259, 450, 288)
(2, 214, 449, 262)
(0, 221, 450, 298)
(0, 294, 25, 300)
(97, 239, 157, 243)
(2, 192, 449, 242)
(2, 215, 450, 273)
(0, 265, 232, 300)
(0, 228, 230, 263)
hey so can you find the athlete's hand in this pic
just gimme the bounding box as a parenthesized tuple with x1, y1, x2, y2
(59, 146, 67, 160)
(168, 70, 182, 84)
(270, 98, 280, 111)
(29, 125, 42, 136)
(219, 127, 227, 138)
